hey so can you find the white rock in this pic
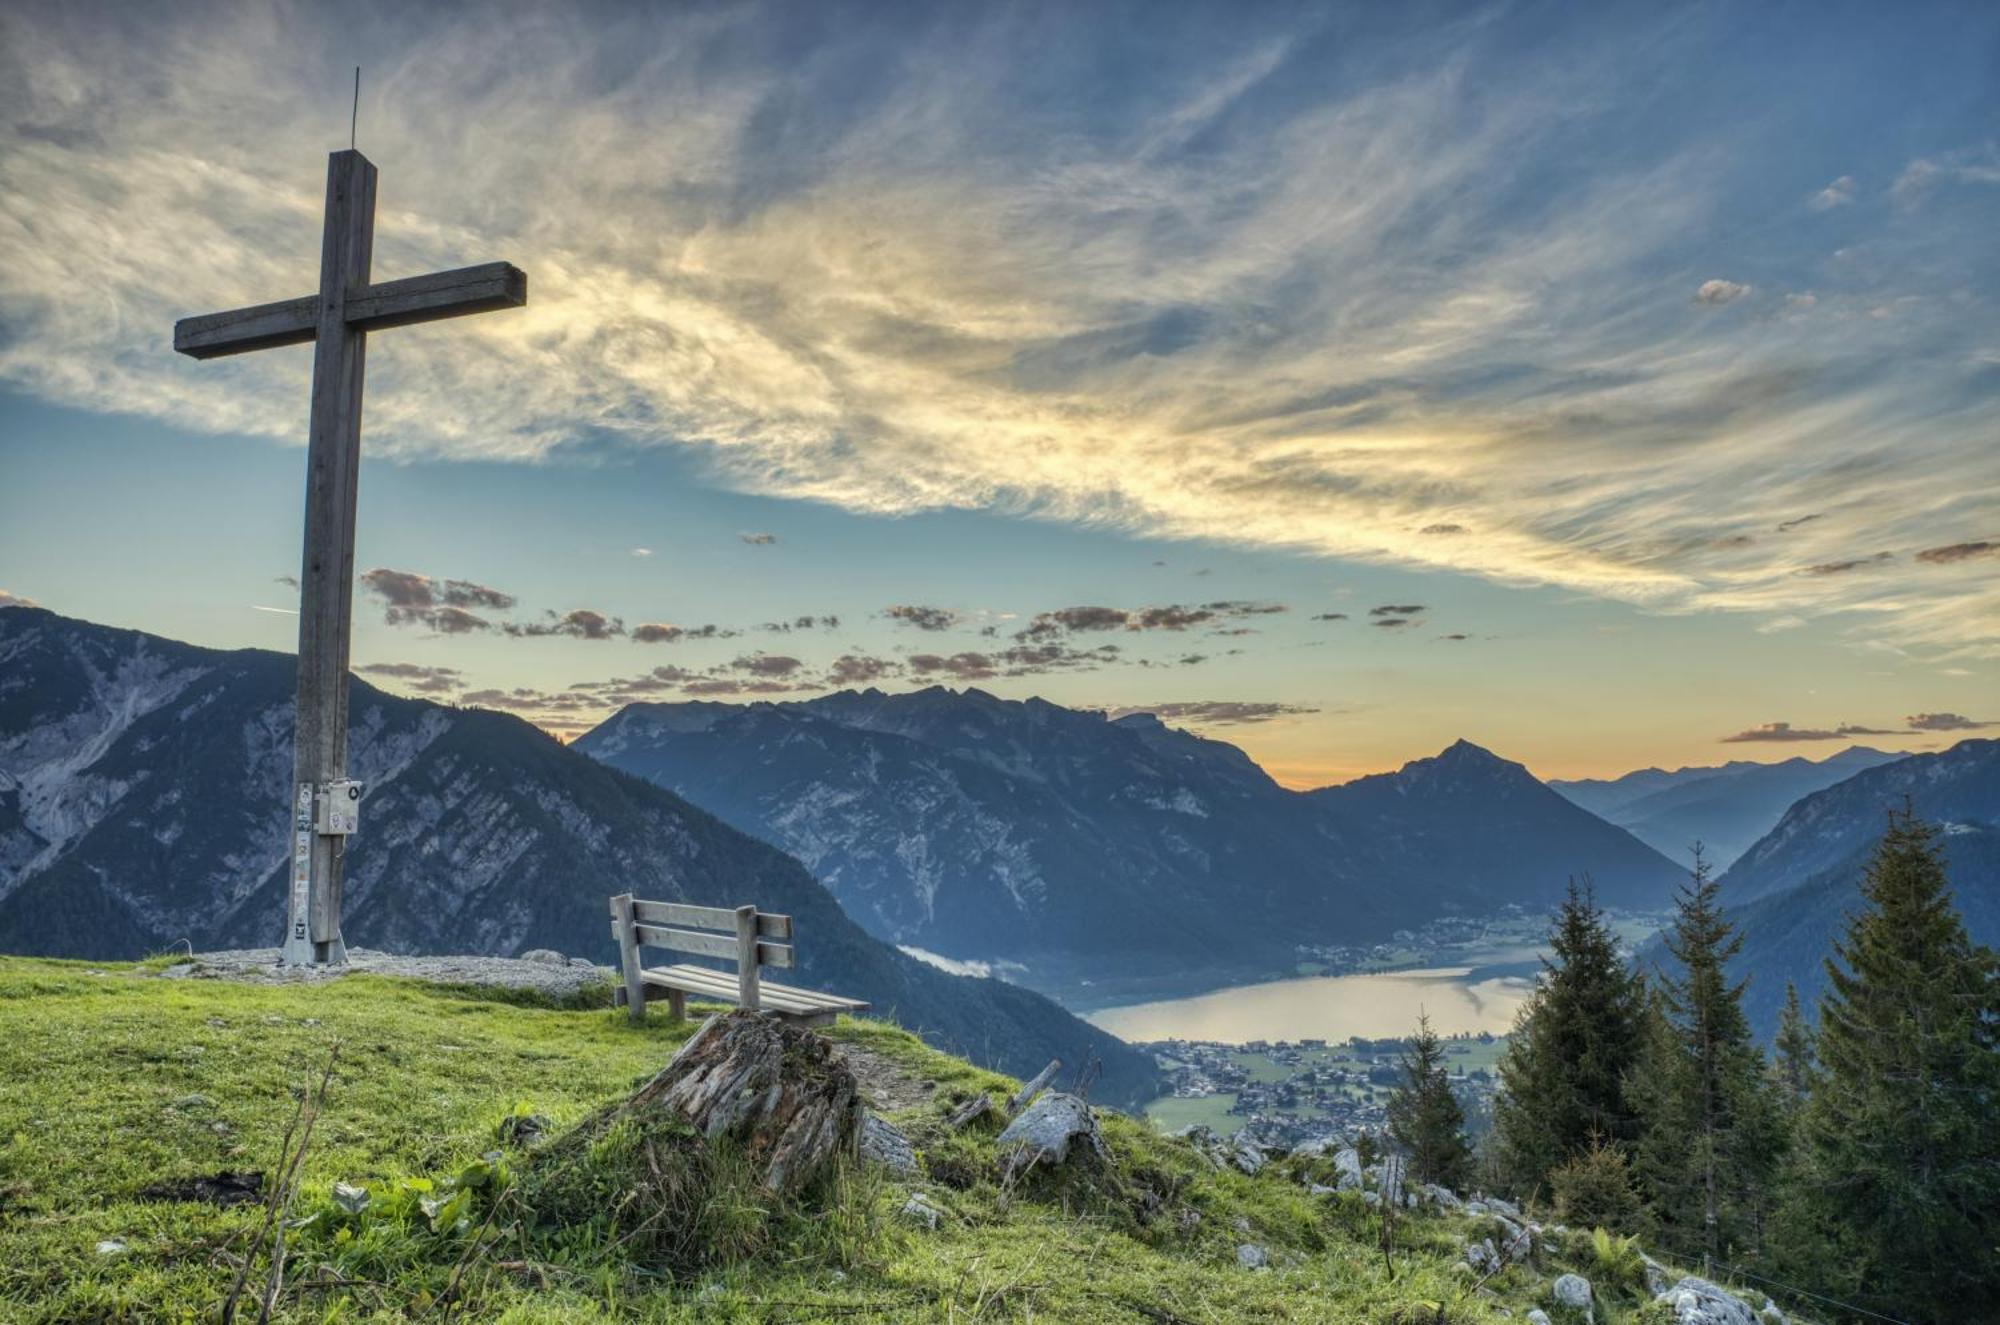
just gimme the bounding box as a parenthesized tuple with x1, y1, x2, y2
(1333, 1146, 1364, 1191)
(95, 1238, 126, 1256)
(1527, 1311, 1553, 1325)
(1657, 1276, 1760, 1325)
(1228, 1138, 1264, 1176)
(1553, 1273, 1594, 1311)
(1484, 1194, 1523, 1220)
(518, 948, 567, 965)
(995, 1093, 1106, 1180)
(1236, 1243, 1269, 1270)
(899, 1192, 942, 1230)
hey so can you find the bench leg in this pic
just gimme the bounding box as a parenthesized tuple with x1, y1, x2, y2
(666, 988, 687, 1021)
(612, 893, 647, 1023)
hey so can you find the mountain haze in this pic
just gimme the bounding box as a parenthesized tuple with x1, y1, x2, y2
(579, 693, 1685, 999)
(0, 608, 1159, 1105)
(1551, 746, 1902, 868)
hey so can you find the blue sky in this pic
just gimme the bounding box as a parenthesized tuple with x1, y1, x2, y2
(2, 0, 1995, 782)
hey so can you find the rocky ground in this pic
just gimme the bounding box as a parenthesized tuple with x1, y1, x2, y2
(146, 946, 617, 999)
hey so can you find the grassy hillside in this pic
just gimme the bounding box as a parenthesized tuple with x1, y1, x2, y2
(0, 957, 1769, 1323)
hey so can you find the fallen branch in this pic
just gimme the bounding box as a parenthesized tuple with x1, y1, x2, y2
(1006, 1060, 1061, 1117)
(947, 1093, 993, 1130)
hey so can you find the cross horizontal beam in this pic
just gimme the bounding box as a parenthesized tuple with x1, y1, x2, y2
(174, 261, 527, 360)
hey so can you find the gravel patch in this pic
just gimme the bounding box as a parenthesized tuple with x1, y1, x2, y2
(158, 948, 617, 1001)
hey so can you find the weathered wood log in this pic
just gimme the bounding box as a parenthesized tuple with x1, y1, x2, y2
(1007, 1059, 1062, 1117)
(626, 1009, 861, 1192)
(946, 1093, 993, 1130)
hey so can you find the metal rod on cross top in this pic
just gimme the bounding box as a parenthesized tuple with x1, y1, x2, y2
(173, 150, 527, 966)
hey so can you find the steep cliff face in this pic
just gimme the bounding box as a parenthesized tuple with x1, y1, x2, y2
(0, 608, 1160, 1107)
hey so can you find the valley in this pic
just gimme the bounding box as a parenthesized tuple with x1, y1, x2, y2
(1095, 908, 1667, 1146)
(1140, 1031, 1510, 1146)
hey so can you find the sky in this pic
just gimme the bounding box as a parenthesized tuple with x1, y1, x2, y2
(1, 0, 1995, 785)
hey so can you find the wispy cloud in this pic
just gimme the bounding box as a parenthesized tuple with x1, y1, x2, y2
(1721, 721, 1899, 743)
(1106, 700, 1317, 727)
(360, 567, 514, 634)
(2, 4, 1995, 659)
(885, 604, 960, 632)
(357, 661, 463, 694)
(1915, 540, 1996, 565)
(633, 622, 739, 643)
(502, 608, 625, 640)
(1807, 175, 1856, 211)
(1694, 279, 1751, 306)
(1904, 711, 1992, 732)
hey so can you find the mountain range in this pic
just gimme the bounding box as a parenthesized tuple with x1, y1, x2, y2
(578, 691, 1688, 1000)
(1550, 746, 1903, 868)
(0, 608, 1161, 1106)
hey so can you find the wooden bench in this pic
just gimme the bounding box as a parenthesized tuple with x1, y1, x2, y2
(608, 893, 869, 1028)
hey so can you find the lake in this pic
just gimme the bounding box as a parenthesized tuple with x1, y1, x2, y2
(1083, 965, 1533, 1044)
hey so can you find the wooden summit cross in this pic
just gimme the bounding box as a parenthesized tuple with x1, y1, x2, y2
(174, 150, 526, 966)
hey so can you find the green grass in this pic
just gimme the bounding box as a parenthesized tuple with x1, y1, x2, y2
(0, 956, 1749, 1323)
(1142, 1093, 1241, 1133)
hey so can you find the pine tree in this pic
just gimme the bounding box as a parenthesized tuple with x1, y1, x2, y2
(1491, 878, 1646, 1202)
(1624, 982, 1691, 1232)
(1776, 809, 2000, 1319)
(1770, 981, 1813, 1113)
(1386, 1011, 1472, 1191)
(1626, 848, 1784, 1269)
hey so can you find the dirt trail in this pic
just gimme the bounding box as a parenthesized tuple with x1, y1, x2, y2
(833, 1042, 938, 1112)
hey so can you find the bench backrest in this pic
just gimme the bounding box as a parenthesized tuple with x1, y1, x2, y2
(609, 894, 793, 1012)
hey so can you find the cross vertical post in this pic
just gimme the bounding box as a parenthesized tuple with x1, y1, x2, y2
(175, 148, 526, 968)
(288, 150, 375, 965)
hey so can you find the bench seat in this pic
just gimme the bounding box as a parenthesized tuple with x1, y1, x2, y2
(609, 893, 867, 1026)
(613, 961, 869, 1027)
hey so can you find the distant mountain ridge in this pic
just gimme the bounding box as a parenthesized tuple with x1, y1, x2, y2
(1551, 746, 1902, 867)
(1634, 739, 1998, 1039)
(0, 608, 1160, 1105)
(579, 693, 1686, 999)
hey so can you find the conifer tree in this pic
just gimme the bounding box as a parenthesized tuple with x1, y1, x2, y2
(1491, 878, 1646, 1201)
(1626, 849, 1783, 1269)
(1769, 982, 1813, 1113)
(1386, 1010, 1472, 1191)
(1777, 810, 2000, 1319)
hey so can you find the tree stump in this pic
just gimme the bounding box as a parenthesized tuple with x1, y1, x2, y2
(627, 1009, 863, 1193)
